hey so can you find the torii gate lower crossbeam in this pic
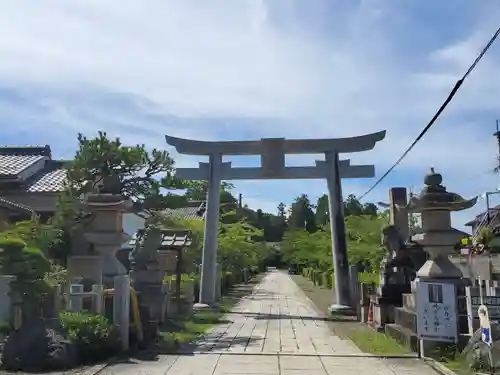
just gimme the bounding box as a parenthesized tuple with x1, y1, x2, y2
(166, 132, 386, 312)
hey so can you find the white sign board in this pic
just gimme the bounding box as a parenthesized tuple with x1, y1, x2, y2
(416, 281, 458, 343)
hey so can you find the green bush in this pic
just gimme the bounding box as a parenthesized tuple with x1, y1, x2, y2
(321, 271, 334, 288)
(59, 311, 118, 362)
(359, 272, 379, 285)
(0, 237, 53, 319)
(0, 320, 12, 336)
(164, 274, 195, 282)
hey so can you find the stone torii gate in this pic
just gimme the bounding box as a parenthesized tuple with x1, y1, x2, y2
(165, 131, 386, 310)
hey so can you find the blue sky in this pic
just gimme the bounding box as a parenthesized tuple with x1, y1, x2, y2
(1, 1, 500, 231)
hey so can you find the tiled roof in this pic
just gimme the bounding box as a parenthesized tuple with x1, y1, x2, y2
(161, 202, 206, 221)
(129, 229, 193, 248)
(0, 145, 51, 157)
(0, 146, 68, 193)
(0, 196, 34, 215)
(26, 163, 67, 193)
(465, 205, 500, 226)
(0, 155, 46, 177)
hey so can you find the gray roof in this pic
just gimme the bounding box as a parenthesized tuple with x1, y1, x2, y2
(26, 162, 67, 193)
(0, 146, 67, 193)
(129, 229, 193, 249)
(161, 202, 206, 221)
(0, 197, 34, 215)
(0, 155, 45, 177)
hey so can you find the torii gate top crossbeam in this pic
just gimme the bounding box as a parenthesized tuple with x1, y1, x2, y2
(165, 130, 386, 155)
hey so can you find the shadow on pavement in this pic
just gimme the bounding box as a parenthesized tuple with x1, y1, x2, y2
(120, 275, 267, 363)
(178, 336, 264, 354)
(225, 311, 355, 322)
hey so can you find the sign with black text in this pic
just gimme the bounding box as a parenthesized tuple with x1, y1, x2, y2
(416, 281, 458, 343)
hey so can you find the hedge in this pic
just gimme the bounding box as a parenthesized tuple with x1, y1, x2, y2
(301, 267, 379, 287)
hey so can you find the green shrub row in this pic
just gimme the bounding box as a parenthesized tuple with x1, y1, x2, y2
(301, 267, 379, 287)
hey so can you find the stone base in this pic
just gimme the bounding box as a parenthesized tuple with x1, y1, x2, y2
(167, 297, 194, 317)
(394, 306, 417, 332)
(193, 303, 210, 310)
(328, 303, 354, 316)
(385, 323, 419, 352)
(385, 323, 472, 354)
(193, 302, 220, 313)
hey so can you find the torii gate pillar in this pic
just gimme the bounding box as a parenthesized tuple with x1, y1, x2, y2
(325, 151, 351, 308)
(199, 153, 223, 304)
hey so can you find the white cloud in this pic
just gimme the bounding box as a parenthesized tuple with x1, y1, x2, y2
(0, 0, 499, 230)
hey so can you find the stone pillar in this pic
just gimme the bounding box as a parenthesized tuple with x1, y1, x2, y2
(113, 275, 130, 351)
(325, 151, 351, 310)
(69, 284, 84, 312)
(417, 209, 463, 280)
(389, 187, 409, 246)
(215, 263, 222, 302)
(198, 153, 223, 306)
(91, 284, 104, 314)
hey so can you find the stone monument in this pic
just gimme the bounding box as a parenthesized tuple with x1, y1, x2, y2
(165, 131, 387, 311)
(129, 225, 167, 342)
(369, 188, 427, 331)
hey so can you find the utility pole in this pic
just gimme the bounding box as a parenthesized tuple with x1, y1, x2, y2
(238, 193, 242, 209)
(408, 187, 415, 236)
(493, 119, 500, 167)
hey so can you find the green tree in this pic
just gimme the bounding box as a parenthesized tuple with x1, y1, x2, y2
(362, 202, 378, 216)
(51, 132, 189, 262)
(184, 181, 236, 203)
(68, 131, 187, 203)
(315, 194, 329, 225)
(288, 194, 317, 233)
(280, 194, 387, 273)
(0, 238, 52, 320)
(343, 194, 364, 216)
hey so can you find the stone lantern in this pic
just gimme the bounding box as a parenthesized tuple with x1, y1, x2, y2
(83, 193, 133, 286)
(384, 169, 478, 348)
(403, 168, 477, 281)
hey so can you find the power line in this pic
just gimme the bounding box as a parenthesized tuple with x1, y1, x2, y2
(360, 26, 500, 200)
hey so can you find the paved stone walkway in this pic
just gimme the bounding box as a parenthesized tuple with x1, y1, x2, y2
(100, 270, 440, 375)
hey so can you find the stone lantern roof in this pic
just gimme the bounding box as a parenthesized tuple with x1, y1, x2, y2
(403, 168, 477, 213)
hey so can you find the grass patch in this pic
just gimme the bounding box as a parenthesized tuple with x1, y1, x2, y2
(157, 275, 262, 352)
(427, 344, 471, 375)
(346, 325, 410, 355)
(158, 309, 226, 350)
(291, 274, 410, 356)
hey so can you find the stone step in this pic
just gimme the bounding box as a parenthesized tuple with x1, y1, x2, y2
(402, 293, 415, 311)
(394, 306, 417, 332)
(385, 323, 418, 352)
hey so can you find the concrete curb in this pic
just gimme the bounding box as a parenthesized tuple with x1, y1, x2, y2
(91, 356, 121, 375)
(173, 350, 420, 358)
(423, 357, 460, 375)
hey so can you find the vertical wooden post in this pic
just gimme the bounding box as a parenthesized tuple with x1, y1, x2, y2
(465, 286, 474, 335)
